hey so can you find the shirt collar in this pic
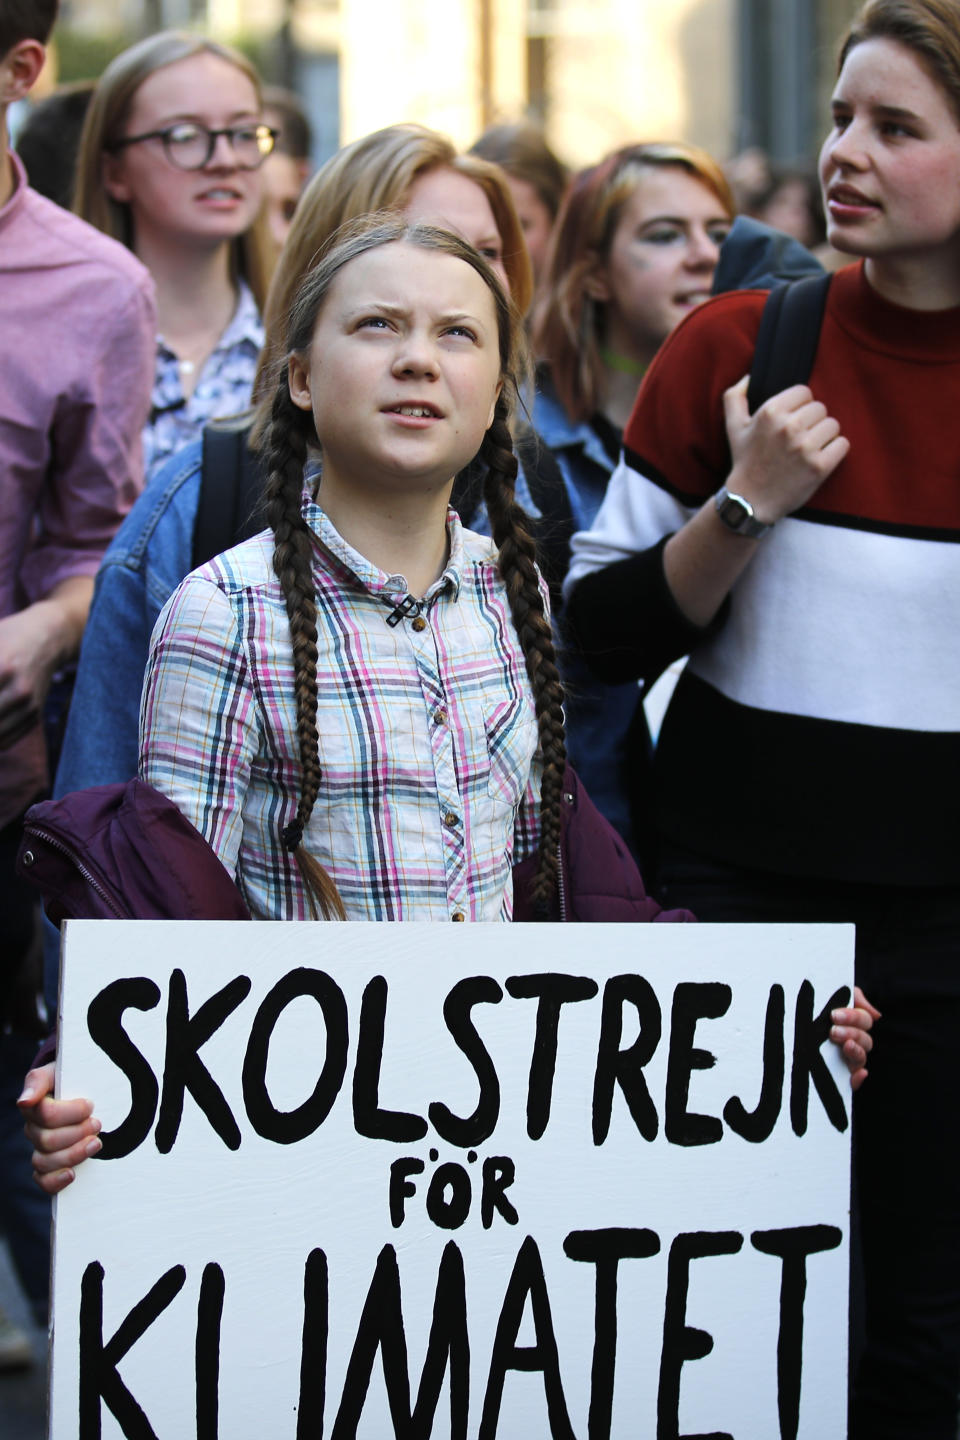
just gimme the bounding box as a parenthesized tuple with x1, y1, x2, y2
(302, 500, 465, 605)
(536, 367, 616, 456)
(156, 277, 264, 357)
(217, 278, 264, 352)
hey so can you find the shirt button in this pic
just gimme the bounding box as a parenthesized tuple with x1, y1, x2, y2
(444, 811, 459, 828)
(433, 707, 448, 726)
(452, 910, 466, 922)
(411, 616, 427, 632)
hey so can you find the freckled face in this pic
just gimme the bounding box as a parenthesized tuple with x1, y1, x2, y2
(102, 52, 265, 252)
(590, 166, 731, 367)
(287, 242, 504, 495)
(819, 37, 960, 263)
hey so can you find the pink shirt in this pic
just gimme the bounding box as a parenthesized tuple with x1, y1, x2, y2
(0, 151, 156, 824)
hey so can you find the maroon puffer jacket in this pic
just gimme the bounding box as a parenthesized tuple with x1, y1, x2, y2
(17, 779, 251, 927)
(512, 765, 695, 924)
(18, 770, 692, 928)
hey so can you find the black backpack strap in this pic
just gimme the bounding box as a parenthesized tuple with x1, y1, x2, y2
(450, 430, 575, 612)
(514, 427, 576, 612)
(747, 272, 832, 414)
(450, 455, 486, 530)
(193, 413, 265, 571)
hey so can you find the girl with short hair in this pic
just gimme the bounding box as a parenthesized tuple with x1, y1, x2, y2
(532, 143, 733, 855)
(533, 141, 734, 531)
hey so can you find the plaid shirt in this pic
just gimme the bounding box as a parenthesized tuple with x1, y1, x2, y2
(140, 503, 541, 921)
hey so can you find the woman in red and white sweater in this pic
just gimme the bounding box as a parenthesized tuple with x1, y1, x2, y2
(565, 2, 960, 1435)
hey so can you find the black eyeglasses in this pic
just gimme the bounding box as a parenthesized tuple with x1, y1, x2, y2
(109, 121, 278, 171)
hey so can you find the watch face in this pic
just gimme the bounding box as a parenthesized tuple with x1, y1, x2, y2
(718, 492, 751, 530)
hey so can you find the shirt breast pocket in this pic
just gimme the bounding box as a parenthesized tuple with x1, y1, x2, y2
(484, 694, 538, 807)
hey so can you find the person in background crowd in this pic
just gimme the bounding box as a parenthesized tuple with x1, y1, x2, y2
(533, 142, 734, 527)
(0, 0, 154, 1365)
(723, 144, 772, 214)
(749, 165, 826, 249)
(14, 78, 93, 208)
(73, 31, 276, 479)
(564, 1, 960, 1432)
(261, 84, 313, 250)
(532, 142, 734, 857)
(469, 119, 568, 283)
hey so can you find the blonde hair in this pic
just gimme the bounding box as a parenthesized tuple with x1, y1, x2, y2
(73, 30, 274, 310)
(252, 123, 532, 428)
(531, 141, 735, 422)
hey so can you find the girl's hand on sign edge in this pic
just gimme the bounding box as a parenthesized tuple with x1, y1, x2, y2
(830, 985, 881, 1092)
(18, 1063, 101, 1194)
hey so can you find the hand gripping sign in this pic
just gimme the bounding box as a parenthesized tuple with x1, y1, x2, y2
(50, 920, 853, 1440)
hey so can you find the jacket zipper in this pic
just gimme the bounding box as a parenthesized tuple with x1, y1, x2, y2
(556, 841, 568, 922)
(23, 826, 131, 920)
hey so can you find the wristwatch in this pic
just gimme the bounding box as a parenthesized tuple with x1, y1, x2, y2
(714, 487, 772, 539)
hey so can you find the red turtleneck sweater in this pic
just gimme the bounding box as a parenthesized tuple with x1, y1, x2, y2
(565, 262, 960, 884)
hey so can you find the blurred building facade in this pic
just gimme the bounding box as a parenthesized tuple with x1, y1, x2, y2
(60, 0, 862, 170)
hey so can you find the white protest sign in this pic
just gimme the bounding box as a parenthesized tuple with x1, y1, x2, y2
(51, 919, 853, 1440)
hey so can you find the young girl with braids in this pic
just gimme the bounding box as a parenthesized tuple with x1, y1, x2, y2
(141, 214, 565, 926)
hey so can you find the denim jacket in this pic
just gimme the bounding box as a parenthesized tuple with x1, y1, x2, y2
(54, 439, 205, 801)
(532, 372, 650, 862)
(43, 441, 206, 1016)
(532, 376, 616, 534)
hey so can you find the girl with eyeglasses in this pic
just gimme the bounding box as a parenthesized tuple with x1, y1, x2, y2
(74, 32, 276, 479)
